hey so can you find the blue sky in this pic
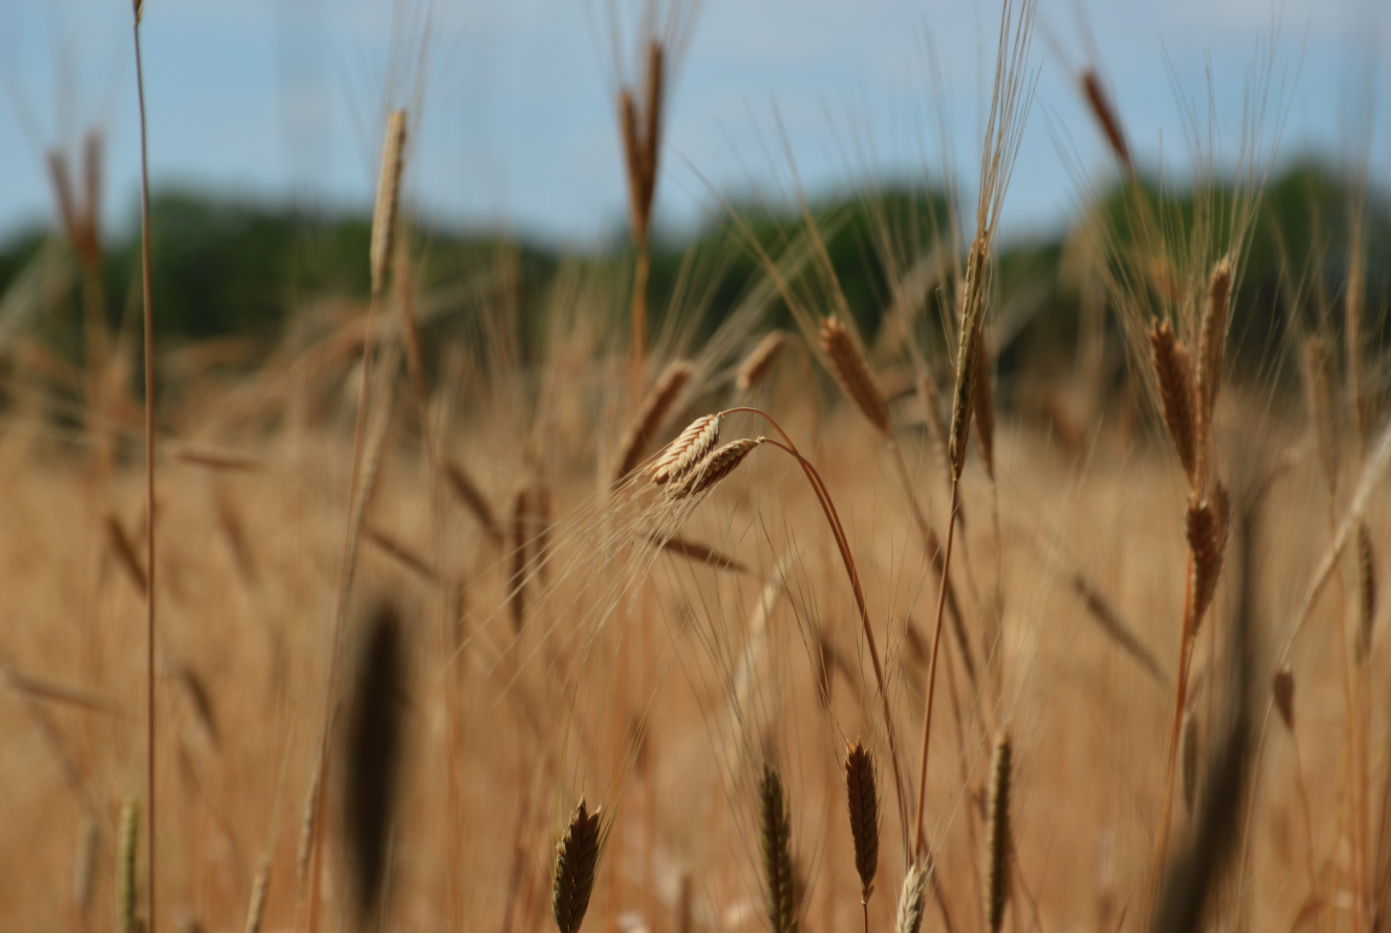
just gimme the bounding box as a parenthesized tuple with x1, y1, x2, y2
(1, 0, 1388, 248)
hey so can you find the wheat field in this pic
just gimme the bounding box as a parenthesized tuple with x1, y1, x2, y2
(1, 2, 1388, 933)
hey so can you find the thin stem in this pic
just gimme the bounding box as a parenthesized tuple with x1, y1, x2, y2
(1150, 555, 1195, 902)
(723, 407, 911, 859)
(132, 11, 157, 932)
(912, 478, 962, 857)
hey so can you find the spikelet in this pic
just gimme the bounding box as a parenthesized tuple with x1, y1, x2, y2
(669, 438, 763, 500)
(1080, 71, 1132, 172)
(615, 360, 694, 481)
(117, 796, 140, 933)
(1187, 498, 1224, 631)
(895, 858, 932, 933)
(1272, 667, 1295, 733)
(948, 241, 989, 480)
(985, 733, 1013, 933)
(820, 316, 889, 435)
(1180, 712, 1200, 814)
(1195, 257, 1233, 435)
(1356, 522, 1377, 663)
(651, 414, 721, 485)
(370, 110, 407, 296)
(1149, 321, 1197, 484)
(759, 763, 798, 933)
(844, 741, 879, 904)
(1301, 336, 1339, 497)
(552, 799, 603, 933)
(245, 856, 269, 933)
(737, 330, 788, 392)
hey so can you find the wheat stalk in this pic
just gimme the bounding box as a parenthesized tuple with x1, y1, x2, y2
(117, 796, 140, 933)
(244, 856, 269, 933)
(1080, 70, 1133, 172)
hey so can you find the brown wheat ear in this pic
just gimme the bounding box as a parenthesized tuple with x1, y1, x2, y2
(615, 359, 694, 481)
(370, 110, 407, 297)
(760, 763, 798, 933)
(1081, 70, 1132, 172)
(820, 316, 890, 435)
(552, 799, 603, 933)
(1195, 257, 1233, 439)
(845, 741, 879, 905)
(1187, 497, 1225, 630)
(1149, 321, 1197, 484)
(737, 330, 789, 392)
(985, 733, 1013, 933)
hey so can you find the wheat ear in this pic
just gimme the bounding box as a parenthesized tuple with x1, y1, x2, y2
(760, 763, 798, 933)
(552, 799, 603, 933)
(985, 734, 1013, 933)
(845, 741, 880, 913)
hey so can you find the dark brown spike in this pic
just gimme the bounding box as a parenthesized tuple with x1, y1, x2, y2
(845, 742, 880, 905)
(1080, 71, 1132, 172)
(1272, 667, 1295, 733)
(1149, 321, 1198, 485)
(1187, 498, 1224, 632)
(552, 799, 603, 933)
(985, 733, 1013, 933)
(759, 763, 798, 933)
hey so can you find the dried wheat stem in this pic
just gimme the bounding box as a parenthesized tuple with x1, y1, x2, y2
(132, 8, 158, 927)
(509, 485, 529, 633)
(760, 763, 798, 933)
(370, 111, 407, 298)
(117, 796, 140, 933)
(1180, 713, 1199, 815)
(552, 799, 603, 933)
(244, 856, 269, 933)
(1356, 523, 1377, 663)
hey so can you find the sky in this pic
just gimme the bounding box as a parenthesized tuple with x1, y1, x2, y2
(0, 0, 1388, 249)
